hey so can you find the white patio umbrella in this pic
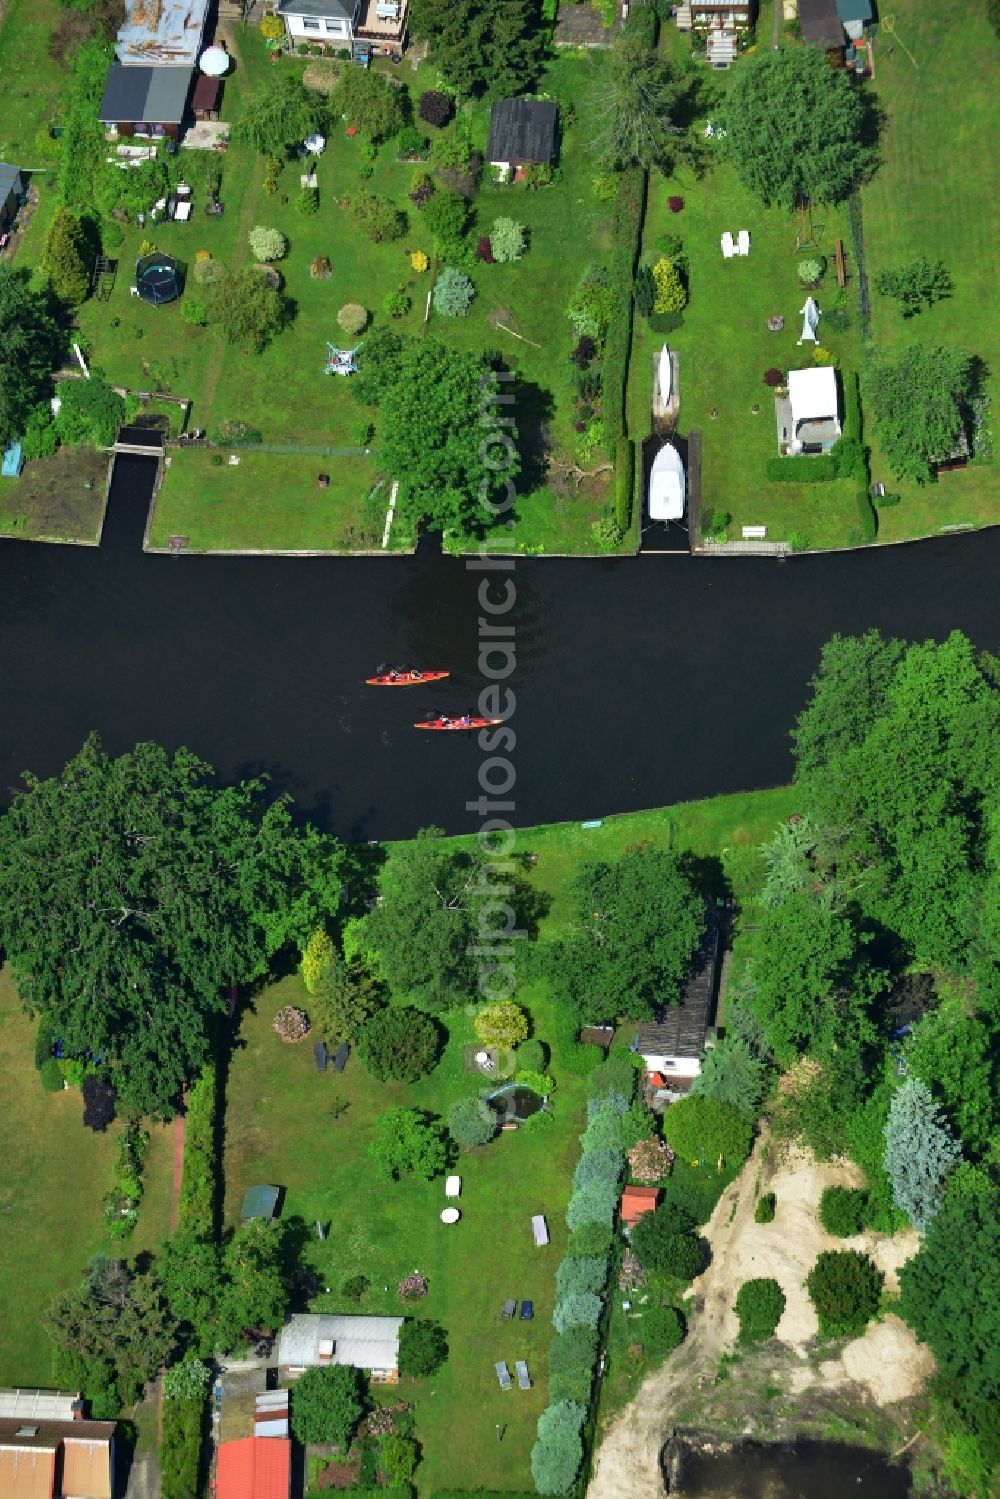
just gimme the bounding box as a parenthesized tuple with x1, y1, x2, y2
(200, 45, 230, 77)
(798, 296, 820, 344)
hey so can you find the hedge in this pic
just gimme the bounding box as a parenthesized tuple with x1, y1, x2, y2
(603, 168, 645, 442)
(160, 1395, 204, 1499)
(614, 438, 634, 533)
(841, 369, 876, 542)
(176, 1063, 217, 1238)
(765, 454, 839, 483)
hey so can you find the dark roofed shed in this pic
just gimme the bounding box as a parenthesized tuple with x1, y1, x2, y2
(487, 99, 557, 168)
(797, 0, 845, 48)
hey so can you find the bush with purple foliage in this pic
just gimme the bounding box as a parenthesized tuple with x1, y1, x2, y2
(419, 90, 453, 128)
(763, 368, 784, 387)
(476, 235, 495, 263)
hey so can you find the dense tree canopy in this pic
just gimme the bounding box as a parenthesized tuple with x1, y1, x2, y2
(208, 266, 289, 355)
(291, 1364, 367, 1447)
(356, 1005, 441, 1081)
(398, 1317, 449, 1376)
(0, 735, 342, 1116)
(46, 1256, 177, 1403)
(592, 31, 696, 173)
(722, 48, 872, 207)
(232, 71, 325, 155)
(544, 847, 704, 1024)
(898, 1188, 1000, 1403)
(862, 345, 976, 484)
(0, 265, 63, 448)
(333, 68, 405, 142)
(369, 1107, 448, 1181)
(410, 0, 544, 98)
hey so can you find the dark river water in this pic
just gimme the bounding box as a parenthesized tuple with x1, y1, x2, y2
(1, 455, 999, 840)
(673, 1439, 912, 1498)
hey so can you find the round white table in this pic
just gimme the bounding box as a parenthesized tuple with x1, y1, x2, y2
(440, 1207, 461, 1224)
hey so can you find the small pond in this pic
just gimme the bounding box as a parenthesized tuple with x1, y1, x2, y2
(666, 1439, 912, 1498)
(488, 1085, 544, 1123)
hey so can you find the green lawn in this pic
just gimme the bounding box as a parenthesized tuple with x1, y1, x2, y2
(224, 975, 587, 1495)
(0, 968, 174, 1386)
(629, 153, 863, 549)
(860, 0, 1000, 539)
(147, 449, 391, 551)
(0, 0, 68, 177)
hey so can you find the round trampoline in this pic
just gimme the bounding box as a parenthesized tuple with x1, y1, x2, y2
(135, 253, 183, 306)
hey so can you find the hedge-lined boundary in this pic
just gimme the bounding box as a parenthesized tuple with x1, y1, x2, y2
(529, 1057, 639, 1496)
(176, 1062, 218, 1239)
(603, 168, 646, 446)
(160, 1396, 205, 1499)
(614, 438, 635, 533)
(841, 369, 876, 541)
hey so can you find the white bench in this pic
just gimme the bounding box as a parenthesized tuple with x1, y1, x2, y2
(742, 525, 767, 540)
(531, 1214, 549, 1247)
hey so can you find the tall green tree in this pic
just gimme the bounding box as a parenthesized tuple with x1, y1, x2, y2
(884, 1077, 963, 1230)
(208, 266, 289, 355)
(898, 1187, 1000, 1403)
(45, 1256, 178, 1402)
(874, 256, 953, 318)
(333, 68, 405, 142)
(217, 1219, 290, 1342)
(356, 1006, 440, 1082)
(232, 71, 325, 155)
(746, 892, 882, 1063)
(0, 265, 63, 448)
(410, 0, 544, 98)
(375, 338, 520, 536)
(544, 847, 704, 1024)
(369, 1107, 448, 1182)
(905, 1007, 997, 1156)
(862, 345, 976, 483)
(722, 47, 872, 207)
(291, 1364, 367, 1446)
(792, 630, 905, 800)
(690, 1037, 767, 1115)
(592, 30, 696, 173)
(313, 952, 383, 1042)
(41, 207, 92, 305)
(0, 734, 343, 1117)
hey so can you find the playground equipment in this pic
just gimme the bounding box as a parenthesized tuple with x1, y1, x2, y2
(324, 343, 359, 376)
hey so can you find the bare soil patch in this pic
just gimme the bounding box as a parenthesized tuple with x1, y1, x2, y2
(587, 1134, 932, 1499)
(0, 447, 109, 543)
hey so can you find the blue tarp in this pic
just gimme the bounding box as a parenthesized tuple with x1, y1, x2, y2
(2, 440, 23, 477)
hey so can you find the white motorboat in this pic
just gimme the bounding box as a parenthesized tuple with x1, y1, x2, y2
(648, 442, 685, 522)
(658, 343, 672, 406)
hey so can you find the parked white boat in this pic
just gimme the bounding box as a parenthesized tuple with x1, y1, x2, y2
(648, 441, 685, 522)
(658, 343, 672, 406)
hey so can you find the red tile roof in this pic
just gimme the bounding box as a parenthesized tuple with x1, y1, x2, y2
(217, 1437, 290, 1499)
(620, 1185, 661, 1226)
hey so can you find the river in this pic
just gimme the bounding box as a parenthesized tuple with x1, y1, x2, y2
(0, 455, 998, 839)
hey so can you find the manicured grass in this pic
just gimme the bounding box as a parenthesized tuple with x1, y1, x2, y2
(0, 0, 68, 176)
(630, 155, 863, 549)
(0, 446, 108, 542)
(147, 449, 391, 551)
(860, 0, 1000, 540)
(224, 975, 586, 1494)
(67, 33, 616, 553)
(0, 968, 174, 1386)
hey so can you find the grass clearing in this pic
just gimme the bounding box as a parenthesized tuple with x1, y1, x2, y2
(224, 974, 586, 1494)
(860, 0, 999, 538)
(0, 967, 173, 1386)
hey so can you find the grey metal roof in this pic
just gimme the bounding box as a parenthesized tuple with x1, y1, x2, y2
(487, 99, 557, 165)
(99, 63, 192, 124)
(116, 0, 209, 67)
(277, 1314, 403, 1371)
(278, 0, 356, 20)
(0, 164, 22, 203)
(797, 0, 845, 48)
(835, 0, 871, 19)
(636, 921, 719, 1060)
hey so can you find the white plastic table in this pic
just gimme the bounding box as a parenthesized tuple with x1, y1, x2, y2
(440, 1207, 461, 1224)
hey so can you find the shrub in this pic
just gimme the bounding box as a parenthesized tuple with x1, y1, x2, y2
(874, 256, 952, 317)
(651, 257, 686, 314)
(383, 288, 411, 318)
(589, 1056, 639, 1103)
(160, 1395, 203, 1499)
(448, 1095, 500, 1148)
(409, 172, 436, 209)
(343, 1274, 370, 1302)
(163, 1358, 211, 1401)
(82, 1076, 117, 1132)
(639, 1305, 685, 1354)
(581, 1111, 622, 1152)
(548, 1324, 598, 1375)
(538, 1401, 586, 1444)
(424, 190, 469, 248)
(614, 437, 634, 533)
(592, 514, 624, 551)
(553, 1291, 603, 1333)
(531, 1430, 583, 1497)
(398, 1273, 429, 1301)
(295, 186, 319, 215)
(476, 235, 495, 263)
(735, 1278, 786, 1343)
(669, 195, 684, 212)
(812, 344, 838, 368)
(398, 1318, 448, 1377)
(56, 378, 124, 448)
(516, 1039, 547, 1073)
(21, 405, 59, 461)
(573, 1149, 625, 1191)
(566, 1179, 617, 1230)
(292, 1365, 367, 1446)
(41, 207, 91, 307)
(661, 1096, 754, 1168)
(410, 250, 429, 272)
(300, 928, 333, 994)
(475, 1001, 529, 1049)
(556, 1257, 609, 1299)
(193, 256, 222, 286)
(40, 1056, 64, 1091)
(357, 1007, 440, 1082)
(806, 1249, 882, 1338)
(397, 125, 429, 160)
(567, 279, 612, 339)
(379, 1434, 419, 1482)
(549, 1366, 592, 1404)
(419, 90, 453, 127)
(432, 268, 475, 317)
(567, 1221, 614, 1259)
(634, 264, 655, 318)
(101, 219, 125, 251)
(631, 1206, 702, 1277)
(490, 217, 526, 264)
(273, 1005, 310, 1041)
(798, 256, 826, 284)
(819, 1186, 868, 1237)
(603, 167, 644, 441)
(248, 225, 287, 262)
(177, 1063, 217, 1237)
(765, 454, 839, 483)
(763, 368, 784, 387)
(754, 1192, 776, 1224)
(338, 303, 370, 336)
(181, 296, 208, 327)
(350, 193, 407, 243)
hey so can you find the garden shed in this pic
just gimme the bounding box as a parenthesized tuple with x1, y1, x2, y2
(787, 366, 841, 453)
(0, 163, 23, 233)
(621, 1185, 661, 1227)
(277, 1314, 403, 1377)
(217, 1436, 290, 1499)
(487, 99, 557, 176)
(99, 63, 193, 139)
(240, 1183, 280, 1220)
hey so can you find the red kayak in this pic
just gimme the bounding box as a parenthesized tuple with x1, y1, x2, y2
(366, 670, 450, 686)
(414, 716, 502, 731)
